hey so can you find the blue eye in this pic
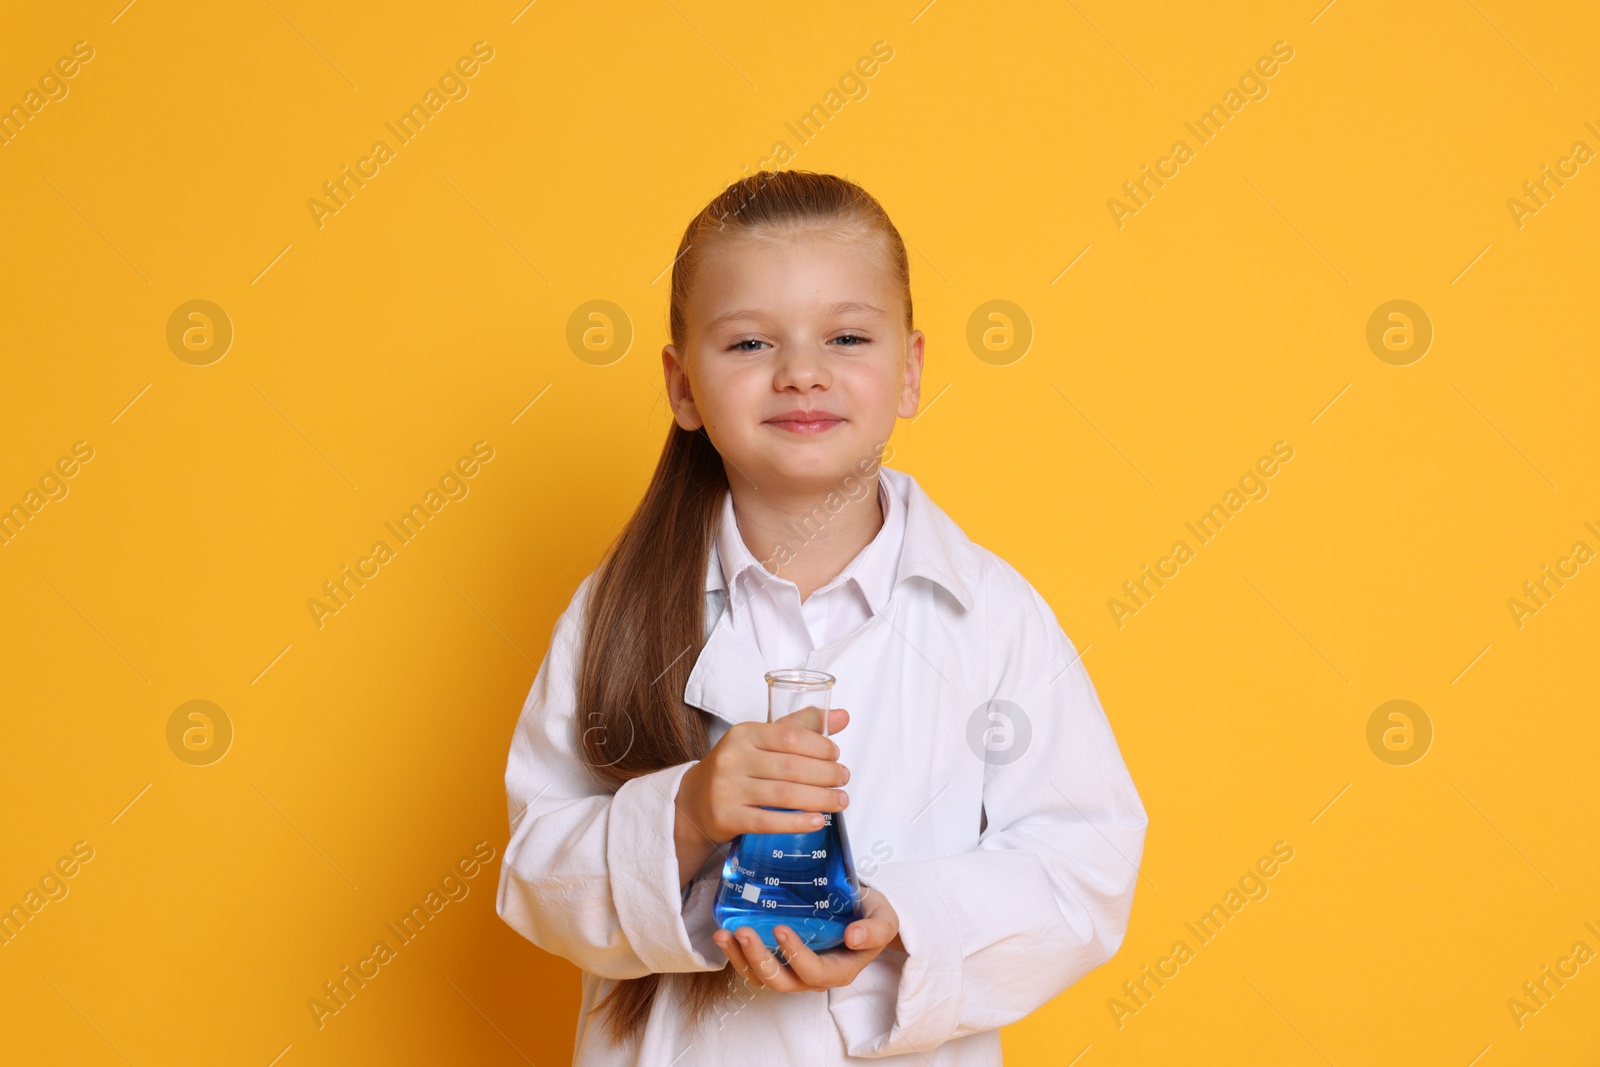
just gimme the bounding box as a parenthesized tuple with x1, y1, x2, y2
(729, 338, 768, 352)
(832, 334, 869, 346)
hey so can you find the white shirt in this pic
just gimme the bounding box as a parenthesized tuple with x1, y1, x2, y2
(714, 474, 904, 670)
(496, 466, 1149, 1065)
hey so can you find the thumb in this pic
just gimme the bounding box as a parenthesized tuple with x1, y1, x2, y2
(844, 913, 893, 951)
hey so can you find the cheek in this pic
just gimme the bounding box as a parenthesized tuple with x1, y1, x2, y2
(840, 358, 906, 415)
(708, 363, 767, 415)
(691, 360, 768, 440)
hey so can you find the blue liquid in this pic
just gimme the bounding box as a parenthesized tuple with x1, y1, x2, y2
(712, 809, 864, 955)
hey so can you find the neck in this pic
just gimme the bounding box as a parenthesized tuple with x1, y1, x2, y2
(727, 471, 886, 602)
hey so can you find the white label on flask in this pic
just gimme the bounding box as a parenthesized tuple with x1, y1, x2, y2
(741, 884, 760, 903)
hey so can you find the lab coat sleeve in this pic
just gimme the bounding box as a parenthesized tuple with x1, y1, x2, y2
(832, 580, 1149, 1056)
(495, 574, 727, 980)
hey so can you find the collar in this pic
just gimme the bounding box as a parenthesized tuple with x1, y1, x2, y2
(686, 465, 976, 727)
(704, 465, 974, 615)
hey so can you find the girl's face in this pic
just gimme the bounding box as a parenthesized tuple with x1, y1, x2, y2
(663, 225, 924, 496)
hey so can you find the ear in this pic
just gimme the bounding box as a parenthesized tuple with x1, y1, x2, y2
(896, 329, 925, 420)
(662, 343, 704, 430)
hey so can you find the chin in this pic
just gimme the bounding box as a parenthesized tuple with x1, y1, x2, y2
(759, 444, 860, 489)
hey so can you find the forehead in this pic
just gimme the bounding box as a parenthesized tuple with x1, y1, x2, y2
(686, 225, 898, 328)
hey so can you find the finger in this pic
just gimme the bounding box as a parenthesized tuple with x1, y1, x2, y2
(756, 718, 843, 761)
(714, 930, 762, 988)
(745, 806, 831, 834)
(771, 704, 845, 734)
(842, 913, 896, 952)
(748, 749, 851, 788)
(736, 927, 805, 992)
(748, 780, 848, 818)
(772, 925, 848, 987)
(779, 925, 881, 990)
(796, 706, 849, 737)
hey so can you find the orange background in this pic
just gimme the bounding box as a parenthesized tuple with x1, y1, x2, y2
(2, 1, 1597, 1063)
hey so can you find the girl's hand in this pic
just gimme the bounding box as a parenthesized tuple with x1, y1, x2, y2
(676, 706, 851, 847)
(713, 887, 901, 993)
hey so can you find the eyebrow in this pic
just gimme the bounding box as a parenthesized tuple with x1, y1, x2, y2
(704, 301, 887, 333)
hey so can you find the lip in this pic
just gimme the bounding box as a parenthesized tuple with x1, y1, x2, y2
(766, 409, 845, 435)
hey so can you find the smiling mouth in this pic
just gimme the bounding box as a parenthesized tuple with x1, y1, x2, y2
(766, 412, 844, 435)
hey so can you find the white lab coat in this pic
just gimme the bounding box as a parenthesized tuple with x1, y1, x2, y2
(496, 466, 1149, 1064)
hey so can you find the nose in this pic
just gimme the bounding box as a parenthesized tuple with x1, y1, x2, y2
(772, 339, 833, 393)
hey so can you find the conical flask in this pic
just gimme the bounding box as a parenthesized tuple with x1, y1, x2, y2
(712, 668, 864, 955)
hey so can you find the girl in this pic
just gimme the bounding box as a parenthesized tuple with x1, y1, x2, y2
(496, 170, 1148, 1064)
